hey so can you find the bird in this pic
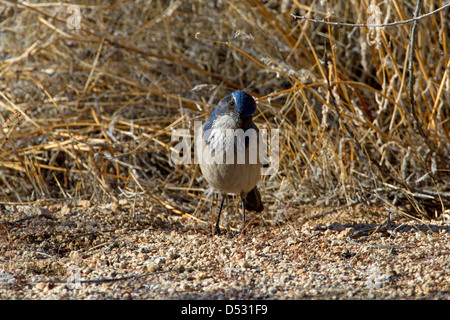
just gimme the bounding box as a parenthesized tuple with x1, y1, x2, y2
(199, 90, 264, 235)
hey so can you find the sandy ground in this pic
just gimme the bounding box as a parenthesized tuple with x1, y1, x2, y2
(0, 200, 449, 300)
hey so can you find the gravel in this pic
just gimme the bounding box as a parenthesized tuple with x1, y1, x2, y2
(0, 201, 449, 299)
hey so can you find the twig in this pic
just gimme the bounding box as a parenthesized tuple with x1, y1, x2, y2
(407, 1, 432, 147)
(46, 269, 173, 285)
(433, 48, 450, 57)
(291, 3, 450, 28)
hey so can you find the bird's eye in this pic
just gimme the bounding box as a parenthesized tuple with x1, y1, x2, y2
(230, 100, 235, 106)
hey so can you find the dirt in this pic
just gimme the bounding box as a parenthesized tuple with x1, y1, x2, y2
(0, 200, 449, 300)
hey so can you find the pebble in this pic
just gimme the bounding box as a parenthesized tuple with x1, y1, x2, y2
(146, 263, 160, 273)
(196, 272, 208, 280)
(36, 282, 46, 291)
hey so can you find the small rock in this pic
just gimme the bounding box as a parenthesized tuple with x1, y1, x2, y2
(115, 228, 128, 236)
(338, 227, 354, 238)
(122, 292, 131, 300)
(174, 262, 185, 273)
(60, 204, 72, 216)
(196, 272, 208, 280)
(168, 251, 180, 260)
(78, 200, 90, 208)
(146, 263, 160, 273)
(82, 267, 92, 274)
(36, 282, 46, 291)
(268, 286, 278, 295)
(69, 251, 81, 261)
(180, 283, 190, 291)
(107, 202, 119, 213)
(137, 252, 148, 260)
(36, 282, 53, 292)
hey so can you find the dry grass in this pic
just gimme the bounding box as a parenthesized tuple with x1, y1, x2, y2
(0, 0, 449, 224)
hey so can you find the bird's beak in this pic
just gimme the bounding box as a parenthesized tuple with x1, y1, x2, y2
(237, 114, 252, 128)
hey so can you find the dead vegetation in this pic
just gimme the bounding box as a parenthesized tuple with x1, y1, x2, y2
(0, 0, 449, 227)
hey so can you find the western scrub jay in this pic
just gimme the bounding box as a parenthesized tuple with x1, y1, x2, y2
(200, 90, 263, 235)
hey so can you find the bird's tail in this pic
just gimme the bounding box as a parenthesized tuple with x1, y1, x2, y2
(245, 187, 264, 212)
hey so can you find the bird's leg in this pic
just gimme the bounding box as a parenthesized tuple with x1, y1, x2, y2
(240, 198, 246, 234)
(214, 196, 225, 235)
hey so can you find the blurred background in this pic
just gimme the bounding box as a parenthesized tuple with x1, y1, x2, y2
(0, 0, 449, 225)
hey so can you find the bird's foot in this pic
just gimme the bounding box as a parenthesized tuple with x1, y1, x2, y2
(213, 225, 221, 236)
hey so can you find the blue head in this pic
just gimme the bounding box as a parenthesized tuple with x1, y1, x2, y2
(204, 90, 257, 131)
(231, 90, 257, 118)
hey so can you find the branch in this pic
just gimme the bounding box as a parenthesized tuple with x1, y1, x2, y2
(291, 3, 450, 28)
(407, 1, 421, 132)
(407, 1, 437, 154)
